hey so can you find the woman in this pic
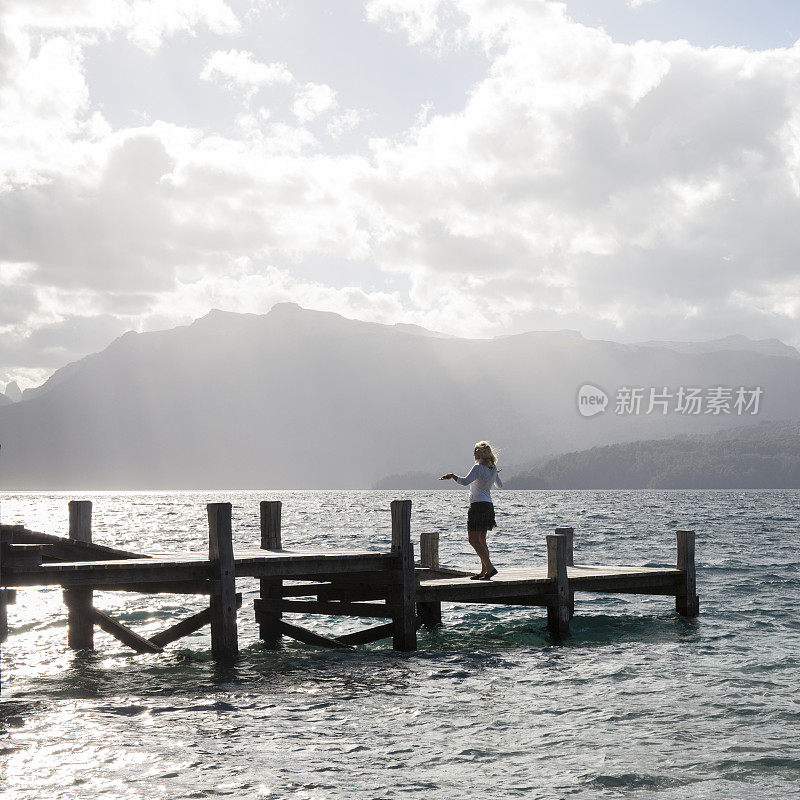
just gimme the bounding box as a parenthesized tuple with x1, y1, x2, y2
(440, 441, 502, 580)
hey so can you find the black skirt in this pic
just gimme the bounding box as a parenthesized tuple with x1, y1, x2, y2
(467, 501, 497, 533)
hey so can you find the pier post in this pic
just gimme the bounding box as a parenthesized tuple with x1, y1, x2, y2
(546, 533, 570, 637)
(258, 501, 283, 648)
(390, 500, 417, 651)
(418, 532, 442, 628)
(64, 501, 94, 650)
(0, 538, 7, 646)
(555, 526, 575, 618)
(676, 530, 699, 617)
(0, 534, 4, 696)
(208, 503, 238, 660)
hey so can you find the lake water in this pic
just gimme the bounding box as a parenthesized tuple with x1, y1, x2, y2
(1, 490, 799, 799)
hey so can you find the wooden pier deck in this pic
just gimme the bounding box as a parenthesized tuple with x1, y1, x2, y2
(0, 499, 698, 692)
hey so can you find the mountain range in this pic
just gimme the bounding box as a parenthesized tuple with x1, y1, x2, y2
(1, 303, 799, 489)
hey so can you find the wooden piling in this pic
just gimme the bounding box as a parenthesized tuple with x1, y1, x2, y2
(208, 503, 238, 659)
(555, 526, 574, 566)
(64, 501, 94, 650)
(417, 532, 442, 629)
(546, 533, 570, 637)
(676, 530, 699, 617)
(555, 526, 575, 618)
(258, 501, 283, 648)
(0, 541, 6, 646)
(390, 500, 417, 651)
(0, 537, 4, 696)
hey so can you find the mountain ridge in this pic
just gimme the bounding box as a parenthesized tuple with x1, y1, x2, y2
(2, 304, 800, 489)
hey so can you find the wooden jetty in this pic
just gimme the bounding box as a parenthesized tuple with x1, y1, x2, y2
(0, 499, 698, 691)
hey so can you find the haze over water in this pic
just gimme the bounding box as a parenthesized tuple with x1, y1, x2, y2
(1, 489, 799, 799)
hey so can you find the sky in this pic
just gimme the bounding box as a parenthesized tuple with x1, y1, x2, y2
(2, 0, 800, 390)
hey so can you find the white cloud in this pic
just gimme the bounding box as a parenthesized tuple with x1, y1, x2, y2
(4, 0, 800, 388)
(362, 1, 800, 342)
(328, 109, 365, 139)
(201, 49, 293, 96)
(1, 0, 241, 52)
(292, 82, 338, 123)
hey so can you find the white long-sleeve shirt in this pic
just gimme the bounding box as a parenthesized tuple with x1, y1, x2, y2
(456, 464, 502, 503)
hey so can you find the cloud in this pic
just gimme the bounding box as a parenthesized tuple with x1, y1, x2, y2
(292, 82, 338, 123)
(1, 0, 241, 52)
(201, 49, 293, 96)
(3, 0, 800, 389)
(363, 1, 800, 341)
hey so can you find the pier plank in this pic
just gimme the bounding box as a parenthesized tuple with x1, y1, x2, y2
(256, 598, 394, 619)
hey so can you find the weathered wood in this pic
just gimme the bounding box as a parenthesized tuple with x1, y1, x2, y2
(417, 531, 442, 628)
(0, 543, 7, 645)
(278, 620, 350, 649)
(316, 585, 387, 602)
(555, 527, 575, 617)
(102, 581, 214, 594)
(420, 532, 439, 569)
(676, 530, 699, 616)
(208, 503, 238, 659)
(570, 571, 681, 593)
(8, 556, 394, 588)
(89, 607, 163, 654)
(233, 554, 396, 580)
(280, 584, 322, 597)
(148, 594, 243, 648)
(259, 500, 283, 648)
(546, 533, 570, 637)
(255, 598, 394, 619)
(390, 500, 417, 651)
(336, 622, 396, 647)
(65, 501, 94, 650)
(555, 527, 574, 566)
(0, 525, 148, 559)
(0, 539, 4, 694)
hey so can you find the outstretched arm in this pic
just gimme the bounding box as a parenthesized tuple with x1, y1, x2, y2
(439, 473, 457, 481)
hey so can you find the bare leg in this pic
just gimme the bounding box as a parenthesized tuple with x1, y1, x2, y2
(477, 531, 495, 573)
(468, 530, 491, 573)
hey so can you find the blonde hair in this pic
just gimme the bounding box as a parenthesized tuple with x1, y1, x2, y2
(474, 440, 498, 469)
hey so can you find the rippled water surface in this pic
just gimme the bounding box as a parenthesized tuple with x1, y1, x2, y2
(1, 490, 799, 799)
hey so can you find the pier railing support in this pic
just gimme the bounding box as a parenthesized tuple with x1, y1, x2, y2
(555, 526, 575, 618)
(64, 501, 94, 650)
(390, 500, 417, 651)
(258, 500, 283, 648)
(208, 503, 238, 660)
(418, 532, 442, 629)
(546, 533, 570, 637)
(676, 530, 699, 617)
